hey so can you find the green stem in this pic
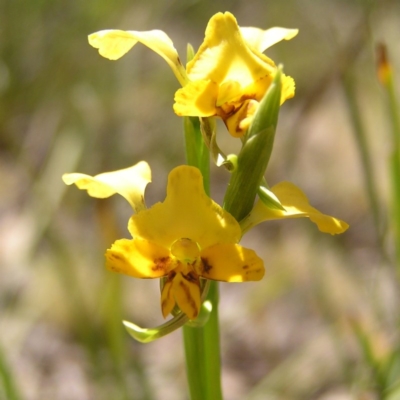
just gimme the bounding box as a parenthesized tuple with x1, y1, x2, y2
(184, 116, 210, 186)
(182, 116, 223, 400)
(183, 282, 222, 400)
(181, 70, 282, 397)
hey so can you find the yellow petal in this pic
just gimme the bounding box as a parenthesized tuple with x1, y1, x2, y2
(172, 272, 201, 320)
(88, 29, 188, 86)
(241, 181, 349, 235)
(240, 27, 298, 53)
(187, 12, 275, 87)
(62, 161, 151, 213)
(105, 238, 172, 278)
(224, 99, 259, 138)
(281, 74, 295, 104)
(129, 166, 241, 249)
(173, 80, 218, 117)
(216, 80, 243, 106)
(219, 71, 294, 113)
(198, 244, 264, 282)
(160, 277, 175, 318)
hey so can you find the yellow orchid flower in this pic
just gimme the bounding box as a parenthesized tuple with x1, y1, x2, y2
(240, 181, 349, 235)
(63, 163, 264, 320)
(88, 12, 297, 137)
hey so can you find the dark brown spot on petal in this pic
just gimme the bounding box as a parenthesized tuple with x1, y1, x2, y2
(244, 268, 264, 278)
(183, 271, 199, 284)
(242, 265, 249, 270)
(200, 257, 213, 275)
(217, 104, 237, 118)
(152, 257, 171, 273)
(167, 270, 177, 281)
(109, 253, 123, 261)
(239, 93, 256, 102)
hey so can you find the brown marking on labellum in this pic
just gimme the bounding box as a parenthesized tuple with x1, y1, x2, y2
(235, 125, 246, 134)
(161, 284, 174, 316)
(183, 271, 198, 284)
(245, 268, 263, 276)
(239, 93, 256, 102)
(242, 265, 249, 270)
(178, 91, 188, 100)
(217, 104, 236, 118)
(167, 270, 177, 281)
(152, 256, 171, 272)
(201, 257, 213, 274)
(109, 253, 124, 261)
(179, 281, 198, 318)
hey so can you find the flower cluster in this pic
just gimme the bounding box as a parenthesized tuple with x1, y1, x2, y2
(88, 12, 297, 137)
(63, 12, 348, 331)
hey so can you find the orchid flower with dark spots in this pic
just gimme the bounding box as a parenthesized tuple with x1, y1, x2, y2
(88, 12, 297, 137)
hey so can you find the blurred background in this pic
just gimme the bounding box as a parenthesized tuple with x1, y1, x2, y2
(1, 0, 400, 399)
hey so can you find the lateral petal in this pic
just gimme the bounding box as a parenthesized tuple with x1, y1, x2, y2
(88, 29, 188, 86)
(281, 74, 295, 103)
(240, 27, 298, 53)
(105, 238, 172, 278)
(173, 80, 218, 117)
(241, 181, 349, 235)
(198, 244, 264, 282)
(62, 161, 151, 213)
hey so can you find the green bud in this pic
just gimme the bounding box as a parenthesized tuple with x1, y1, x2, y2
(223, 69, 282, 221)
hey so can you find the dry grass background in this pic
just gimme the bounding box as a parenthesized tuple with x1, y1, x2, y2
(1, 0, 400, 399)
